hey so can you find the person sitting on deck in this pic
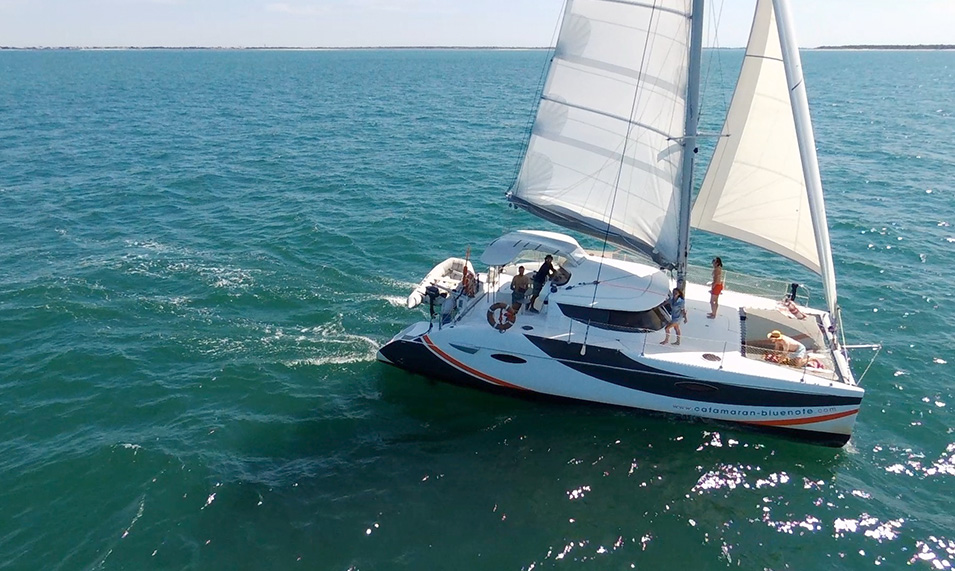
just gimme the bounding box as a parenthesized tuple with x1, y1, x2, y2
(510, 266, 530, 313)
(767, 330, 808, 367)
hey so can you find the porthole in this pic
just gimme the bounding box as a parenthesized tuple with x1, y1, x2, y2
(675, 381, 719, 393)
(490, 354, 527, 364)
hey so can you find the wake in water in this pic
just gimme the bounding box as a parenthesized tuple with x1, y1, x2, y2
(280, 316, 381, 367)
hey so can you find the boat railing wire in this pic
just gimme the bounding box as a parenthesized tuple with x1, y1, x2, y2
(685, 264, 813, 307)
(443, 287, 488, 329)
(591, 249, 814, 308)
(636, 329, 841, 382)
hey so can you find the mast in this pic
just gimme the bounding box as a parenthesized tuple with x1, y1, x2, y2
(676, 0, 705, 284)
(772, 0, 839, 319)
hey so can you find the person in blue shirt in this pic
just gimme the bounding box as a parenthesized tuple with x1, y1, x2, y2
(661, 287, 687, 345)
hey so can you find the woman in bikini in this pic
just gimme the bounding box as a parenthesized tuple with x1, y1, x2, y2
(707, 257, 724, 319)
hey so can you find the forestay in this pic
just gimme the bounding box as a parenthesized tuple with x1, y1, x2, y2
(508, 0, 695, 268)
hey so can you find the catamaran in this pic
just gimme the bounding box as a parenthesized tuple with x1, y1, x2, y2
(378, 0, 873, 446)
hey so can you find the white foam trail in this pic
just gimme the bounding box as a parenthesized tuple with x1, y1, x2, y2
(285, 352, 377, 367)
(278, 316, 382, 367)
(383, 295, 407, 307)
(380, 276, 420, 289)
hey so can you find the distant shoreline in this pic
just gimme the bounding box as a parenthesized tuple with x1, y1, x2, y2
(2, 44, 955, 51)
(815, 44, 955, 51)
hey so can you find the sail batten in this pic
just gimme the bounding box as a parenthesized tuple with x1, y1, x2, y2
(556, 55, 684, 92)
(510, 0, 695, 268)
(601, 0, 688, 16)
(540, 96, 679, 140)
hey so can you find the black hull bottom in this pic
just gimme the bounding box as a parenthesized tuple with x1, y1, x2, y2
(378, 338, 852, 448)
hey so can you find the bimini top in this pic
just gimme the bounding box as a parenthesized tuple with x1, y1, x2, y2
(480, 230, 588, 267)
(553, 255, 670, 312)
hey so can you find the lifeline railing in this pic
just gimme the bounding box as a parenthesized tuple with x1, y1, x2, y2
(438, 284, 488, 330)
(633, 329, 843, 383)
(594, 249, 814, 307)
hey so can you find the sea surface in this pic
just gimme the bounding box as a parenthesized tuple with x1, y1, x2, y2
(0, 48, 953, 570)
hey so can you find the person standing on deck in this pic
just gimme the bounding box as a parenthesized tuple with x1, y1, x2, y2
(510, 266, 530, 313)
(527, 255, 555, 313)
(660, 287, 687, 345)
(707, 257, 724, 319)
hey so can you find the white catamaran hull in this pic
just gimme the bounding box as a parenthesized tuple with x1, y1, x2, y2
(379, 235, 863, 447)
(379, 321, 861, 447)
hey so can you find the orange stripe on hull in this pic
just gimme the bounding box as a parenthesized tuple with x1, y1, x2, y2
(422, 335, 855, 433)
(422, 335, 527, 391)
(745, 408, 859, 427)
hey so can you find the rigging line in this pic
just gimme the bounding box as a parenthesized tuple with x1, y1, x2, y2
(748, 53, 784, 64)
(509, 0, 567, 194)
(700, 0, 728, 126)
(855, 343, 882, 385)
(597, 0, 661, 256)
(582, 0, 663, 353)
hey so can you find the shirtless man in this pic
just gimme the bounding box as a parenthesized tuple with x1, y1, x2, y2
(510, 266, 531, 312)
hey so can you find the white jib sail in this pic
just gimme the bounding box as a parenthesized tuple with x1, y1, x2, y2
(509, 0, 694, 268)
(691, 0, 823, 274)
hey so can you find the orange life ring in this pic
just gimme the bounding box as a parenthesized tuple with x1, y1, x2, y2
(486, 302, 515, 331)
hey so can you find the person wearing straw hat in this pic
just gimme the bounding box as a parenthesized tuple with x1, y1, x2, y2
(767, 330, 807, 367)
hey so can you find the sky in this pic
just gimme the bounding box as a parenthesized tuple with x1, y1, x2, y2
(1, 0, 953, 49)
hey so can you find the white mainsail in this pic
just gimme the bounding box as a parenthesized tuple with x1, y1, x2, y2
(509, 0, 695, 268)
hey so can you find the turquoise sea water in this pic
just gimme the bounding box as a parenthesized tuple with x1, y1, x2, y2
(0, 49, 953, 569)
